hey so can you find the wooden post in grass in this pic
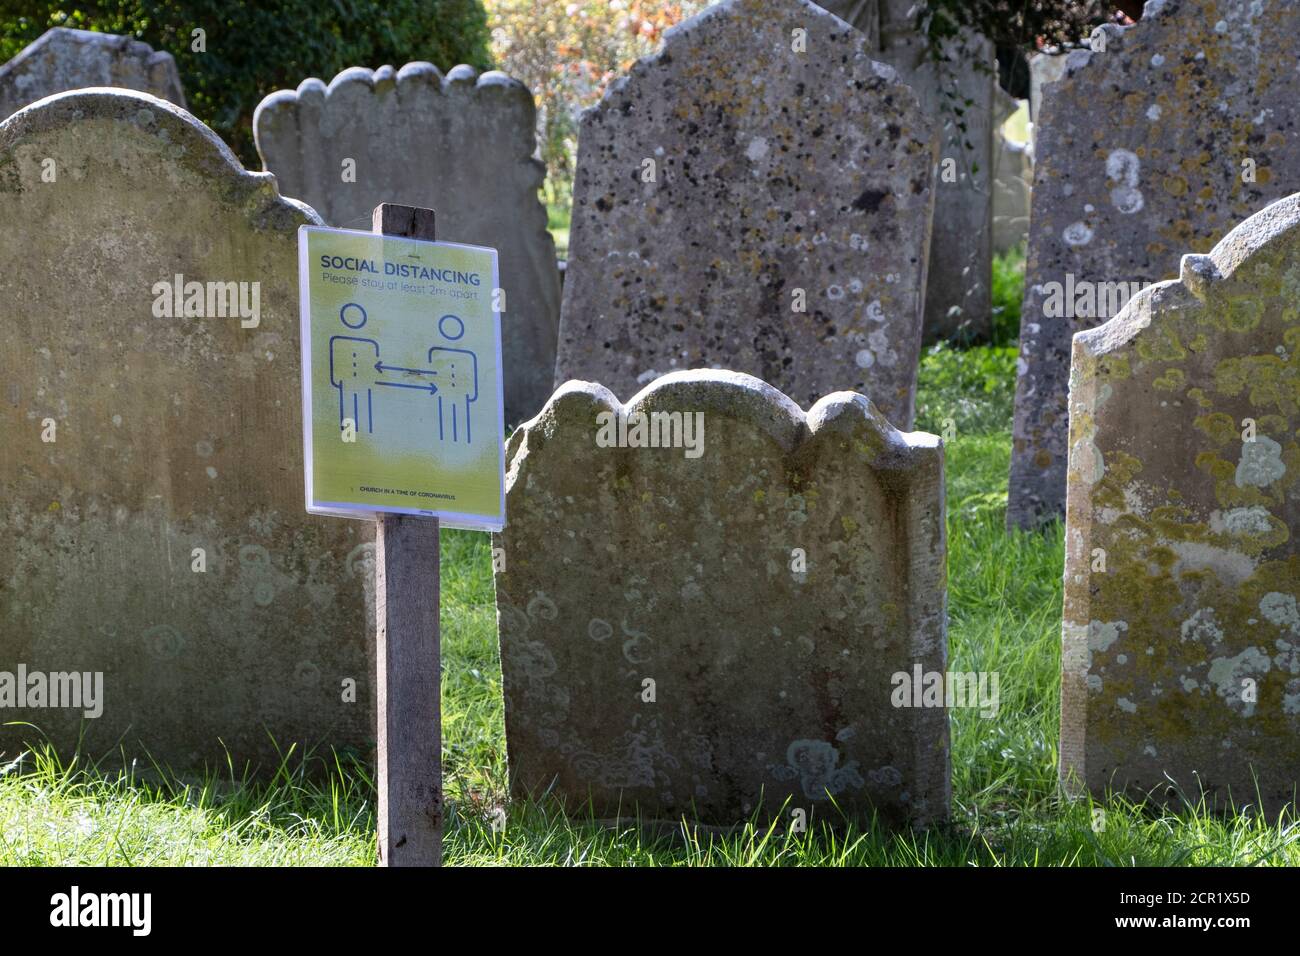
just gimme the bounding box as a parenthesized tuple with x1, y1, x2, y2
(372, 203, 442, 867)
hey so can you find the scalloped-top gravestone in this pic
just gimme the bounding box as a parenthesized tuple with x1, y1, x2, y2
(553, 0, 936, 429)
(1062, 192, 1300, 814)
(494, 370, 949, 827)
(1009, 0, 1300, 529)
(0, 28, 185, 119)
(254, 63, 560, 426)
(0, 90, 374, 771)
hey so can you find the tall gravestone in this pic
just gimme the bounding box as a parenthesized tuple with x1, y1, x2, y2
(554, 0, 936, 430)
(0, 28, 185, 119)
(254, 63, 560, 426)
(1009, 0, 1300, 528)
(0, 90, 375, 770)
(1062, 192, 1300, 814)
(823, 0, 997, 341)
(494, 370, 949, 827)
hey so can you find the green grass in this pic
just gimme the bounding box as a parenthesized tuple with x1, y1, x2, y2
(4, 346, 1299, 866)
(546, 196, 571, 259)
(990, 243, 1026, 347)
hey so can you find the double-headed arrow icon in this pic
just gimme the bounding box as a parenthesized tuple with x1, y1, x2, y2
(374, 360, 439, 395)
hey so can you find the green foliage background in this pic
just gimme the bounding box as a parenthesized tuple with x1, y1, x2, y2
(0, 1, 493, 165)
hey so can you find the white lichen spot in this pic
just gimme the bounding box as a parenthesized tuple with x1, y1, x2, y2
(1212, 505, 1274, 536)
(1206, 647, 1271, 714)
(1259, 592, 1300, 633)
(1284, 679, 1300, 715)
(783, 740, 864, 799)
(1063, 221, 1094, 246)
(855, 348, 875, 369)
(1180, 607, 1223, 645)
(1089, 620, 1126, 653)
(745, 136, 769, 162)
(1146, 103, 1162, 121)
(1117, 697, 1137, 713)
(1235, 435, 1285, 488)
(206, 466, 218, 479)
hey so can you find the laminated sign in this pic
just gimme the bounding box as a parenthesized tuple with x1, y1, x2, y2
(299, 225, 505, 530)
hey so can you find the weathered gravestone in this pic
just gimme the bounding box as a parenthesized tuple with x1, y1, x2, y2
(1062, 192, 1300, 814)
(494, 369, 949, 827)
(553, 0, 936, 430)
(1027, 50, 1069, 140)
(1010, 0, 1300, 529)
(992, 89, 1031, 255)
(254, 63, 560, 426)
(823, 0, 997, 342)
(0, 91, 375, 770)
(0, 28, 185, 120)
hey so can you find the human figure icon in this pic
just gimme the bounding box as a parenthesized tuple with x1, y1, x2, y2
(428, 346, 478, 443)
(329, 303, 378, 434)
(330, 335, 379, 434)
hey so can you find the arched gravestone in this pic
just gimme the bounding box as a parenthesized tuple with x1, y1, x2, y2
(0, 90, 374, 771)
(0, 28, 185, 120)
(554, 0, 936, 430)
(1062, 192, 1300, 814)
(1009, 0, 1300, 529)
(494, 370, 949, 827)
(254, 63, 560, 427)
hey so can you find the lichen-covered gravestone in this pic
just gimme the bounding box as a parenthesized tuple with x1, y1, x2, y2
(554, 0, 936, 430)
(0, 28, 185, 119)
(0, 91, 375, 770)
(494, 370, 948, 827)
(1010, 0, 1300, 528)
(823, 0, 996, 341)
(1062, 192, 1300, 814)
(254, 63, 560, 426)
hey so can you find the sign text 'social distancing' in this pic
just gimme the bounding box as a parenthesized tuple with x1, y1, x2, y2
(299, 226, 505, 529)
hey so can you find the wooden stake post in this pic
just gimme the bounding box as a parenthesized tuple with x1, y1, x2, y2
(371, 203, 442, 866)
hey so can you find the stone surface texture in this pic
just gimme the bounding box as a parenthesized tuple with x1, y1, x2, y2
(823, 0, 997, 341)
(1010, 0, 1300, 528)
(993, 89, 1031, 255)
(255, 63, 560, 426)
(0, 91, 375, 771)
(554, 0, 936, 430)
(1062, 191, 1300, 814)
(494, 369, 949, 827)
(0, 28, 185, 119)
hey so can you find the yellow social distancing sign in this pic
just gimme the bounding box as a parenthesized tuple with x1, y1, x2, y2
(298, 225, 504, 530)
